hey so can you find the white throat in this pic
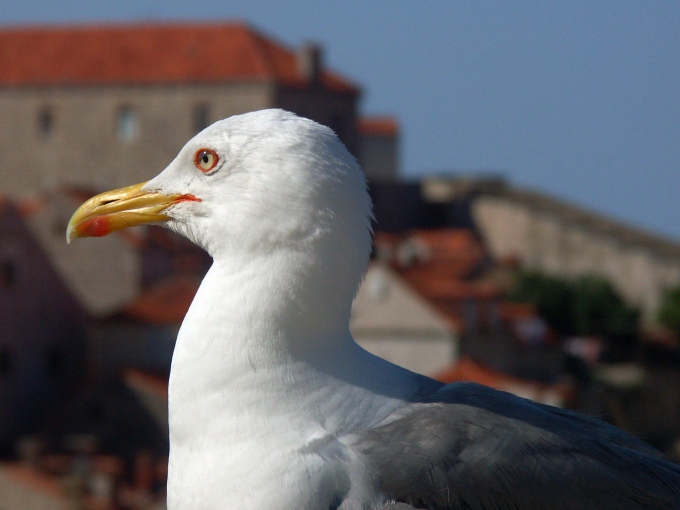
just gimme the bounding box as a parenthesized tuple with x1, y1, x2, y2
(166, 251, 425, 508)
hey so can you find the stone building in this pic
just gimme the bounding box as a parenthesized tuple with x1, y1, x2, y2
(351, 263, 457, 375)
(0, 22, 399, 198)
(0, 22, 399, 316)
(22, 190, 140, 316)
(420, 177, 680, 326)
(0, 198, 87, 452)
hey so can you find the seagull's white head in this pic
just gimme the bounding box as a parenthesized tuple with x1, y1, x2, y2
(67, 110, 373, 327)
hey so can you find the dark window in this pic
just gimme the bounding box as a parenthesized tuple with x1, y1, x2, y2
(488, 301, 502, 333)
(0, 261, 15, 288)
(193, 104, 210, 133)
(117, 105, 139, 142)
(0, 346, 11, 378)
(87, 402, 103, 422)
(464, 299, 479, 335)
(38, 107, 54, 136)
(45, 348, 64, 381)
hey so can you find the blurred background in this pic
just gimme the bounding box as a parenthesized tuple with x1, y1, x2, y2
(0, 2, 679, 509)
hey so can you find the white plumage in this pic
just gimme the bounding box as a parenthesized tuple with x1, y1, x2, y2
(68, 109, 680, 510)
(158, 110, 424, 508)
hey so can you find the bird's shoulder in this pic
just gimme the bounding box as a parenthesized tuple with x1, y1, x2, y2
(347, 382, 680, 510)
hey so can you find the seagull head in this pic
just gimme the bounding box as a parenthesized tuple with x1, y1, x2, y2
(67, 109, 373, 317)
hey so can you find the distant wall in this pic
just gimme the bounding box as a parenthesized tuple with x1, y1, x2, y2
(0, 81, 365, 195)
(0, 202, 87, 448)
(0, 80, 364, 316)
(0, 83, 273, 195)
(473, 192, 680, 325)
(25, 195, 140, 316)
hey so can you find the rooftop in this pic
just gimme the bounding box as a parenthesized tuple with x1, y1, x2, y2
(433, 357, 573, 407)
(0, 22, 358, 93)
(358, 117, 400, 137)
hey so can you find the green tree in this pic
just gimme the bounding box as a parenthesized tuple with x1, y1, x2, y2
(658, 286, 680, 334)
(509, 270, 574, 335)
(509, 271, 639, 339)
(570, 276, 639, 338)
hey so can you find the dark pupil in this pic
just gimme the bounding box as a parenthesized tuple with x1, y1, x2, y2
(202, 153, 210, 164)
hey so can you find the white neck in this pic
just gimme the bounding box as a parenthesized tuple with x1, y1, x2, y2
(166, 252, 435, 508)
(169, 251, 429, 436)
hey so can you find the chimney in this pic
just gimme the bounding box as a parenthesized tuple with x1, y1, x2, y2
(298, 43, 323, 83)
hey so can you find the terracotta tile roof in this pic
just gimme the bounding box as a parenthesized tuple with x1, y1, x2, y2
(433, 357, 510, 388)
(376, 229, 494, 295)
(413, 279, 499, 300)
(0, 462, 66, 500)
(123, 276, 199, 325)
(432, 357, 574, 406)
(15, 196, 48, 216)
(124, 368, 169, 400)
(410, 229, 486, 258)
(0, 22, 358, 93)
(499, 301, 538, 321)
(359, 117, 399, 137)
(374, 229, 508, 331)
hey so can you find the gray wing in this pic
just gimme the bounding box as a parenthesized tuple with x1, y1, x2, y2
(350, 382, 680, 510)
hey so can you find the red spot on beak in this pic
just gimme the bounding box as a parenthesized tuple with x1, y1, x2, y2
(77, 216, 112, 237)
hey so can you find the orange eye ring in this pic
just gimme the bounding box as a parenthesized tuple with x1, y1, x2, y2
(194, 148, 219, 173)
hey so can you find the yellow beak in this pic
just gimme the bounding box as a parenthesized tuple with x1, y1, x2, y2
(66, 181, 200, 243)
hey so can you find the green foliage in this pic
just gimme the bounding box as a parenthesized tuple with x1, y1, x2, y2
(509, 270, 639, 339)
(657, 286, 680, 334)
(509, 271, 573, 334)
(571, 276, 639, 337)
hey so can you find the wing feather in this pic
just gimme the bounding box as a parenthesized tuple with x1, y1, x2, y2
(350, 383, 680, 510)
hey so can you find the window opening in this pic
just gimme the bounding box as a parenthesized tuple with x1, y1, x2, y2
(38, 107, 54, 137)
(193, 104, 210, 133)
(0, 346, 11, 378)
(117, 105, 139, 142)
(0, 260, 15, 288)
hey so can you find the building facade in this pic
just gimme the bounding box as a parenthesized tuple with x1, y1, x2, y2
(0, 23, 371, 197)
(417, 177, 680, 326)
(0, 22, 399, 317)
(0, 199, 87, 451)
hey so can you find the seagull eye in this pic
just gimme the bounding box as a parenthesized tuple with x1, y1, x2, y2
(194, 148, 219, 173)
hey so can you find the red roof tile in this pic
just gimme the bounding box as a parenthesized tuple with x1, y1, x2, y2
(359, 117, 399, 137)
(15, 196, 47, 216)
(499, 301, 538, 321)
(376, 229, 491, 290)
(0, 462, 65, 499)
(433, 357, 509, 388)
(124, 368, 169, 400)
(123, 276, 199, 325)
(0, 22, 358, 93)
(432, 357, 574, 406)
(375, 229, 508, 330)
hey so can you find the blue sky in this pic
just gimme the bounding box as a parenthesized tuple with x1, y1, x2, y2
(2, 1, 679, 240)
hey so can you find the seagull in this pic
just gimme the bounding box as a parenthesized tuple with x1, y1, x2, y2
(67, 109, 680, 510)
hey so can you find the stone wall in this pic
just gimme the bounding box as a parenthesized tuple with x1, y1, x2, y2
(472, 189, 680, 325)
(0, 83, 273, 195)
(0, 81, 364, 316)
